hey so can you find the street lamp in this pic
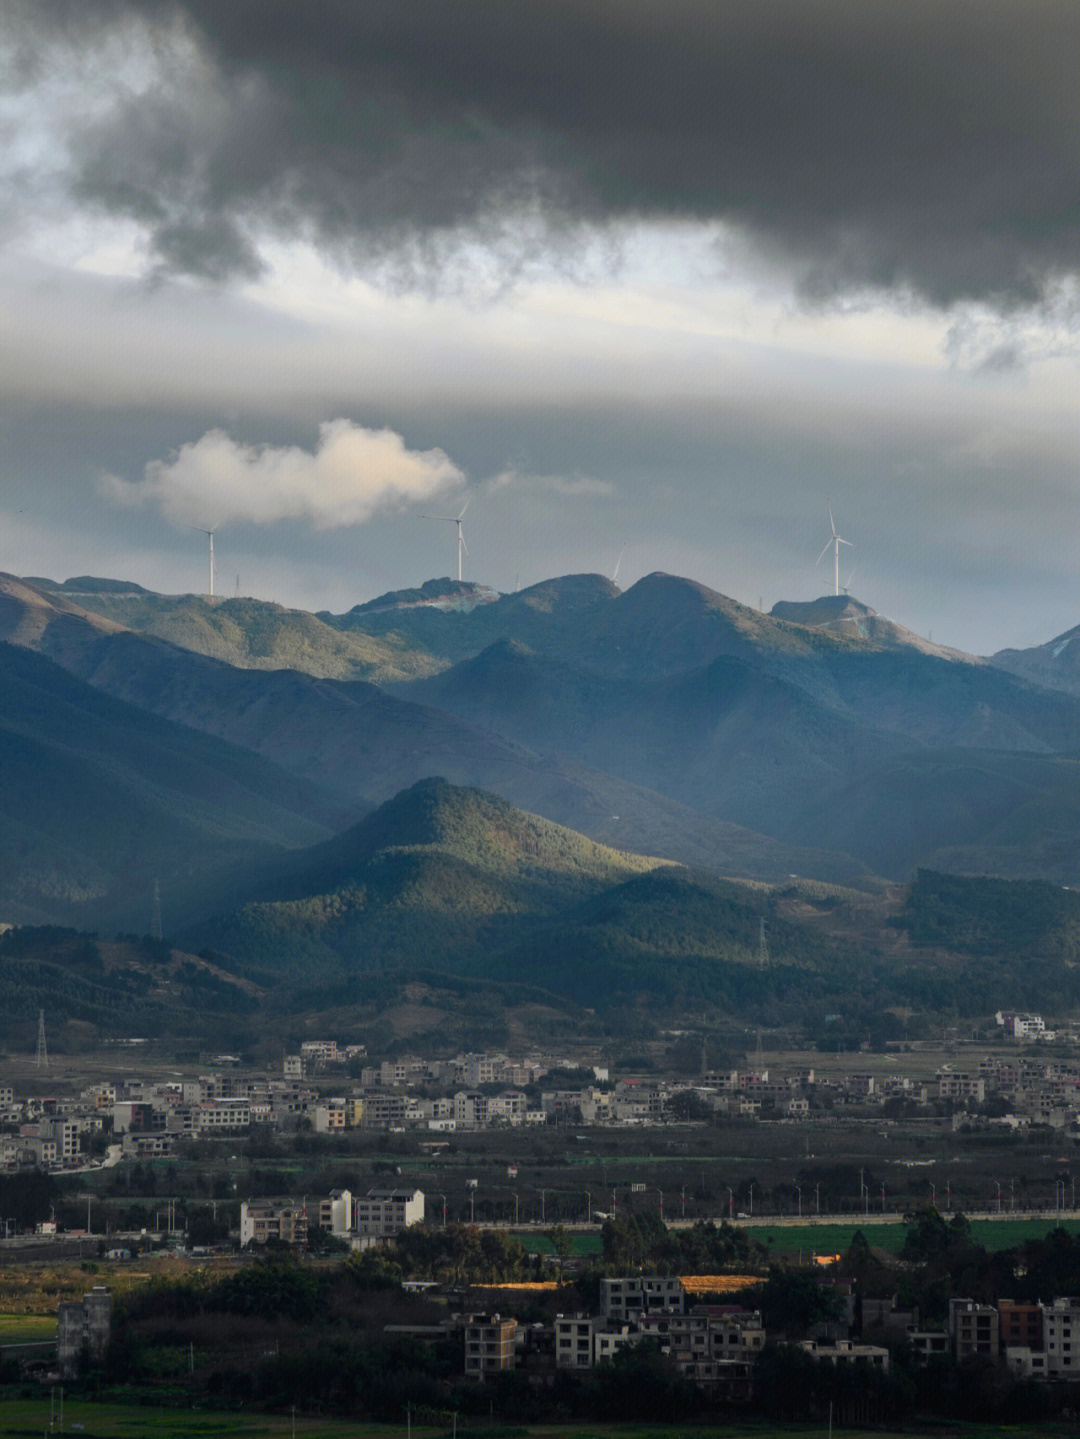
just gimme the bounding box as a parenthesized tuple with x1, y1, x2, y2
(513, 1192, 519, 1226)
(930, 1181, 936, 1208)
(995, 1181, 1001, 1215)
(815, 1183, 821, 1215)
(794, 1184, 802, 1219)
(680, 1185, 686, 1220)
(748, 1183, 754, 1216)
(584, 1190, 592, 1224)
(726, 1187, 734, 1220)
(539, 1189, 547, 1225)
(437, 1193, 447, 1228)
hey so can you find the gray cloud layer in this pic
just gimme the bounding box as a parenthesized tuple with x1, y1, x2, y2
(13, 0, 1080, 302)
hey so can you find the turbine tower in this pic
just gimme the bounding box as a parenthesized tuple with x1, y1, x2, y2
(36, 1009, 48, 1070)
(420, 499, 469, 582)
(190, 524, 217, 598)
(815, 502, 852, 597)
(151, 879, 163, 943)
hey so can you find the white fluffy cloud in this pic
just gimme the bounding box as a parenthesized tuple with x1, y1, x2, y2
(102, 419, 464, 529)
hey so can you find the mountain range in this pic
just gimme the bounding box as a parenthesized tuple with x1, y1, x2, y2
(8, 565, 1080, 939)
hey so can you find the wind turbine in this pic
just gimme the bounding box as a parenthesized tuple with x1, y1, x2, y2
(420, 498, 469, 582)
(815, 503, 852, 597)
(841, 566, 858, 597)
(190, 524, 218, 598)
(612, 544, 626, 585)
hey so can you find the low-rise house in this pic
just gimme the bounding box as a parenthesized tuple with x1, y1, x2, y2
(799, 1338, 889, 1372)
(600, 1275, 684, 1321)
(240, 1199, 308, 1247)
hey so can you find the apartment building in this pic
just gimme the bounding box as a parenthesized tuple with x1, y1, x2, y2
(554, 1313, 595, 1369)
(1042, 1297, 1080, 1377)
(464, 1314, 517, 1380)
(949, 1299, 999, 1359)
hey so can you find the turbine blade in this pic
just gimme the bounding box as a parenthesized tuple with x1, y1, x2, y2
(815, 540, 832, 566)
(458, 497, 471, 520)
(460, 533, 469, 557)
(838, 537, 853, 548)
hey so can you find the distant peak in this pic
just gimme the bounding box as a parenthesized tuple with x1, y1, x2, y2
(771, 595, 875, 625)
(509, 573, 620, 609)
(57, 576, 152, 596)
(350, 578, 499, 614)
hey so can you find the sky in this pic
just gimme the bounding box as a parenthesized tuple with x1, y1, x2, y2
(5, 0, 1080, 653)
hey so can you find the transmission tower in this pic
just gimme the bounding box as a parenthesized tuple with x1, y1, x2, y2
(35, 1010, 48, 1070)
(151, 879, 163, 943)
(758, 916, 769, 969)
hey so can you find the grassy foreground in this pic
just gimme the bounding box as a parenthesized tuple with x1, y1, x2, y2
(0, 1407, 1075, 1439)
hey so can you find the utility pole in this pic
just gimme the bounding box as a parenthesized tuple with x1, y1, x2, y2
(35, 1010, 48, 1070)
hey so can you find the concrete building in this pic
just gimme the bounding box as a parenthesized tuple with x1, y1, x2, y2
(57, 1285, 111, 1377)
(464, 1314, 517, 1380)
(240, 1199, 308, 1247)
(1042, 1297, 1080, 1377)
(949, 1299, 999, 1360)
(554, 1313, 595, 1369)
(798, 1338, 889, 1373)
(600, 1276, 685, 1322)
(317, 1189, 353, 1238)
(353, 1187, 424, 1238)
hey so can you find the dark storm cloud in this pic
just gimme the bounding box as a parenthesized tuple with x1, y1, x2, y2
(14, 0, 1080, 301)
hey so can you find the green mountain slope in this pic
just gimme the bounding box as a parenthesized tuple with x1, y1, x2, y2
(37, 582, 434, 684)
(0, 927, 259, 1052)
(198, 777, 667, 973)
(0, 640, 344, 927)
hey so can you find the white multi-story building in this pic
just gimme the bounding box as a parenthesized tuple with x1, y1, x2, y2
(1042, 1297, 1080, 1377)
(317, 1189, 353, 1237)
(353, 1187, 424, 1238)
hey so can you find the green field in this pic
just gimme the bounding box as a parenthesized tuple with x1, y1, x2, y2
(512, 1216, 1080, 1262)
(739, 1216, 1080, 1257)
(0, 1313, 57, 1343)
(511, 1231, 602, 1256)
